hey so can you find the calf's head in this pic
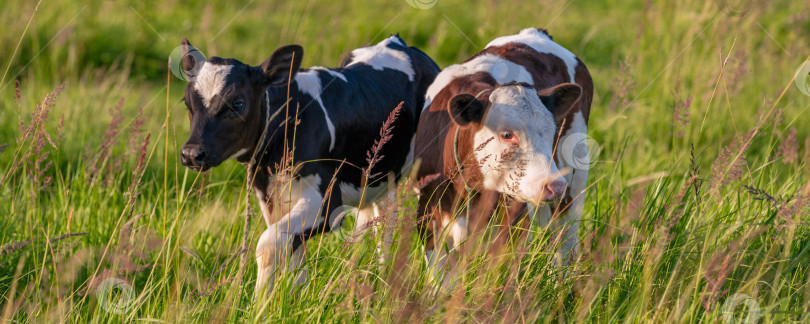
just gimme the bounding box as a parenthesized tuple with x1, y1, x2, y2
(448, 82, 581, 204)
(178, 38, 303, 171)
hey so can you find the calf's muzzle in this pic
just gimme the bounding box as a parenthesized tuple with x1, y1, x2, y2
(180, 143, 208, 170)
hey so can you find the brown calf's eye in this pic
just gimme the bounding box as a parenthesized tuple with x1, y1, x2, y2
(499, 131, 518, 144)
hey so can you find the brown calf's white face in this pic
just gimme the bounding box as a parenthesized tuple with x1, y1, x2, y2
(474, 85, 564, 203)
(449, 83, 581, 204)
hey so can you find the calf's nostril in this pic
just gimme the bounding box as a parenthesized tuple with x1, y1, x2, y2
(194, 150, 206, 164)
(544, 185, 558, 200)
(543, 181, 566, 201)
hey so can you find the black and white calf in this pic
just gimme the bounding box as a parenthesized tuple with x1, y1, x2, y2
(178, 35, 440, 294)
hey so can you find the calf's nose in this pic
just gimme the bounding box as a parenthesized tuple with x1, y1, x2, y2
(542, 180, 566, 201)
(180, 145, 206, 166)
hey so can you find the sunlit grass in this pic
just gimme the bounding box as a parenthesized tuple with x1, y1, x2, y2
(1, 0, 809, 322)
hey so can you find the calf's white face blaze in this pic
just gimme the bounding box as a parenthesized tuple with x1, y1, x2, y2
(194, 63, 234, 110)
(472, 85, 565, 203)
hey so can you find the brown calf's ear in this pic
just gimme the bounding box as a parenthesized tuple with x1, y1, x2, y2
(261, 45, 304, 86)
(448, 94, 486, 127)
(538, 83, 582, 124)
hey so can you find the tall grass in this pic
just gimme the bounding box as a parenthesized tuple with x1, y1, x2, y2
(1, 0, 809, 322)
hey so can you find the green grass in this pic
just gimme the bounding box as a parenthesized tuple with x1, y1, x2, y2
(1, 0, 809, 322)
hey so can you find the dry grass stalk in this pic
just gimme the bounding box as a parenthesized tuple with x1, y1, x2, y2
(724, 49, 748, 96)
(804, 137, 810, 164)
(238, 178, 252, 287)
(126, 106, 146, 157)
(710, 129, 756, 192)
(194, 247, 248, 300)
(672, 94, 692, 138)
(742, 185, 785, 208)
(364, 101, 402, 179)
(4, 83, 65, 191)
(79, 220, 164, 297)
(690, 144, 704, 205)
(86, 99, 126, 184)
(125, 134, 150, 202)
(701, 252, 732, 311)
(778, 128, 798, 164)
(18, 83, 63, 141)
(608, 57, 635, 111)
(14, 80, 22, 104)
(412, 173, 440, 194)
(0, 232, 88, 257)
(775, 191, 809, 234)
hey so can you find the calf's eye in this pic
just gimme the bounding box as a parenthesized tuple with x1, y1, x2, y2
(231, 99, 246, 114)
(499, 131, 518, 143)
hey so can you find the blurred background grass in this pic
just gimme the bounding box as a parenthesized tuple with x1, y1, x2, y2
(1, 0, 809, 322)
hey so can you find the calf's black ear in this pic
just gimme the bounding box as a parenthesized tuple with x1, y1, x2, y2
(261, 45, 304, 86)
(448, 94, 486, 127)
(538, 83, 582, 124)
(180, 38, 204, 79)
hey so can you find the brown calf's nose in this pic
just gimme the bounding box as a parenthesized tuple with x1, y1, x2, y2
(543, 180, 566, 201)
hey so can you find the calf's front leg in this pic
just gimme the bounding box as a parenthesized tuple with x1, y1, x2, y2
(426, 210, 467, 292)
(254, 175, 326, 297)
(529, 167, 587, 265)
(353, 191, 397, 264)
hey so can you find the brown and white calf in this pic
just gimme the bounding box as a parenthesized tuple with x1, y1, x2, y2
(177, 35, 439, 295)
(413, 28, 593, 275)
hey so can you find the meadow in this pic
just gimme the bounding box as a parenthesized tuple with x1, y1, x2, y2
(1, 0, 809, 322)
